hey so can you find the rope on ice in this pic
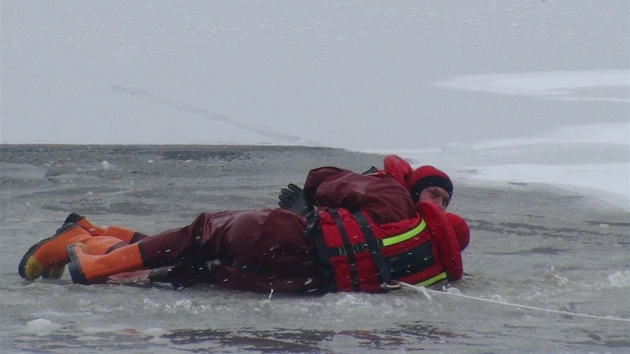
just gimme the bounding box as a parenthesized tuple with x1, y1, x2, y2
(398, 281, 630, 323)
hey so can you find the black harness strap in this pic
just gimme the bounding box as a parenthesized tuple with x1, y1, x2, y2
(303, 213, 336, 292)
(329, 209, 360, 292)
(386, 241, 434, 279)
(351, 210, 392, 285)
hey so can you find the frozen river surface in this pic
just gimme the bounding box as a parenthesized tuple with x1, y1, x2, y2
(1, 145, 628, 353)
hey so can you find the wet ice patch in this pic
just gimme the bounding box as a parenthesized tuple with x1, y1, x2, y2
(331, 293, 395, 316)
(333, 293, 373, 308)
(489, 294, 508, 303)
(142, 297, 201, 315)
(144, 327, 169, 344)
(144, 327, 167, 337)
(324, 333, 360, 350)
(0, 163, 46, 180)
(23, 318, 59, 336)
(609, 271, 630, 287)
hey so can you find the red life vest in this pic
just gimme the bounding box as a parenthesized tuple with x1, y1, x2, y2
(309, 202, 463, 293)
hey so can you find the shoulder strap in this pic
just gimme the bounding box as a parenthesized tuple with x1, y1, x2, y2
(329, 209, 360, 292)
(351, 210, 392, 286)
(302, 212, 336, 292)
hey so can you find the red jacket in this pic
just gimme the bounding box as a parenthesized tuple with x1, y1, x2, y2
(303, 167, 463, 292)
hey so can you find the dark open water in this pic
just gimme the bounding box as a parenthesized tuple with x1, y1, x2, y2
(1, 145, 628, 353)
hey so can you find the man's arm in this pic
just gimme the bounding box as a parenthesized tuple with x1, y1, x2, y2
(305, 167, 416, 224)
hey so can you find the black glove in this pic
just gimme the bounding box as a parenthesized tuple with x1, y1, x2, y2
(361, 166, 379, 175)
(278, 183, 313, 217)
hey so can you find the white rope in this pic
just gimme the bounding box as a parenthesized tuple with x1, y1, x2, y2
(398, 282, 630, 323)
(396, 281, 432, 300)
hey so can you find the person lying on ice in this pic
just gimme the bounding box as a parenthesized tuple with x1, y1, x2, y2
(18, 156, 470, 294)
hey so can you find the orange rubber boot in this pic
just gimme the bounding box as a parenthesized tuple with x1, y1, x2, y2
(67, 243, 145, 284)
(44, 236, 127, 280)
(65, 213, 147, 243)
(18, 224, 91, 281)
(75, 218, 105, 236)
(100, 226, 145, 244)
(65, 213, 105, 236)
(84, 236, 127, 255)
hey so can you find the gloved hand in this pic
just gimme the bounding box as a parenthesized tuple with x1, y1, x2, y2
(361, 166, 379, 175)
(278, 183, 313, 217)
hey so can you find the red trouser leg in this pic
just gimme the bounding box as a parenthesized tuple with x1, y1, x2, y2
(209, 208, 324, 293)
(136, 209, 323, 292)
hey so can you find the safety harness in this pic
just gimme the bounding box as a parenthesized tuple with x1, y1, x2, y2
(306, 207, 455, 293)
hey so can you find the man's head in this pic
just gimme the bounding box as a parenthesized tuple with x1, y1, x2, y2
(406, 165, 453, 211)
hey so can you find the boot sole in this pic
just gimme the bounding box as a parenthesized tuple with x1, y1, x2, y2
(18, 223, 77, 280)
(67, 244, 88, 285)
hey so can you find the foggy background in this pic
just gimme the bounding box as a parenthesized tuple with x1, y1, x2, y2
(1, 0, 628, 151)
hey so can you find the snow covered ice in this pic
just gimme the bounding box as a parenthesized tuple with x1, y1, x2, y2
(1, 0, 629, 352)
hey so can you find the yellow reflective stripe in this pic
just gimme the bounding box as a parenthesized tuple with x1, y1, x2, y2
(381, 219, 426, 247)
(416, 272, 447, 287)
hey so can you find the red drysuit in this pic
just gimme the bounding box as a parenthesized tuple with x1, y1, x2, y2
(119, 167, 464, 293)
